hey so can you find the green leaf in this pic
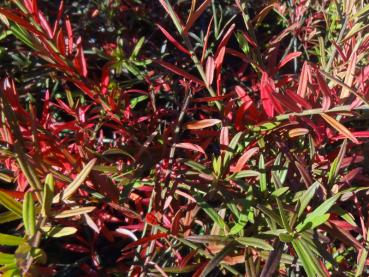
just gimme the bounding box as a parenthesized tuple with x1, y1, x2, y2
(0, 252, 15, 265)
(229, 213, 248, 235)
(0, 191, 22, 217)
(200, 240, 237, 277)
(130, 36, 145, 59)
(279, 233, 293, 243)
(228, 170, 260, 179)
(0, 211, 21, 224)
(0, 233, 24, 246)
(198, 201, 228, 231)
(257, 205, 283, 228)
(212, 156, 222, 177)
(297, 181, 320, 218)
(259, 154, 266, 192)
(53, 158, 97, 202)
(291, 239, 326, 277)
(41, 226, 77, 238)
(356, 229, 369, 276)
(184, 160, 209, 173)
(41, 173, 55, 217)
(2, 268, 21, 277)
(272, 187, 289, 197)
(235, 237, 274, 251)
(223, 132, 243, 168)
(327, 139, 347, 187)
(185, 235, 231, 244)
(332, 206, 357, 227)
(53, 206, 96, 218)
(296, 213, 330, 233)
(23, 192, 35, 236)
(272, 173, 291, 232)
(299, 193, 340, 229)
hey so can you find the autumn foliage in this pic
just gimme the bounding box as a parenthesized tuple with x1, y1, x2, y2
(1, 0, 369, 276)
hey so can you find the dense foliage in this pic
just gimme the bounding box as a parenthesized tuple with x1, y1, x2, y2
(1, 0, 369, 276)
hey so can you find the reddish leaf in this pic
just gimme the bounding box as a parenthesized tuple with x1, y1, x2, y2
(320, 113, 359, 144)
(184, 0, 212, 34)
(288, 128, 309, 138)
(175, 142, 207, 157)
(285, 89, 312, 109)
(185, 119, 221, 130)
(65, 16, 73, 55)
(0, 8, 45, 37)
(260, 72, 275, 117)
(297, 61, 310, 98)
(171, 209, 184, 235)
(123, 233, 168, 251)
(56, 28, 66, 56)
(157, 24, 190, 55)
(205, 56, 215, 85)
(39, 12, 53, 38)
(73, 41, 88, 77)
(156, 60, 205, 85)
(316, 71, 331, 111)
(278, 52, 302, 69)
(233, 147, 259, 172)
(333, 131, 369, 140)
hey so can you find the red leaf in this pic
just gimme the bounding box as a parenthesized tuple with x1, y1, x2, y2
(156, 24, 190, 56)
(101, 64, 110, 95)
(73, 42, 88, 77)
(32, 0, 39, 23)
(64, 243, 90, 253)
(205, 56, 215, 85)
(175, 142, 207, 157)
(220, 126, 229, 147)
(184, 0, 212, 34)
(320, 113, 359, 144)
(285, 89, 312, 109)
(39, 12, 53, 38)
(52, 0, 64, 37)
(215, 24, 235, 71)
(56, 28, 66, 55)
(123, 233, 168, 251)
(235, 101, 253, 131)
(316, 71, 331, 111)
(233, 147, 259, 172)
(201, 17, 213, 63)
(185, 119, 221, 130)
(216, 24, 236, 57)
(297, 62, 310, 98)
(65, 16, 73, 55)
(275, 92, 302, 113)
(156, 60, 205, 85)
(278, 51, 302, 69)
(241, 31, 257, 47)
(0, 8, 45, 37)
(171, 209, 184, 235)
(260, 72, 275, 117)
(333, 131, 369, 140)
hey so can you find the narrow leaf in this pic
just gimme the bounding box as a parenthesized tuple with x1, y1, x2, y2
(0, 191, 22, 217)
(235, 237, 274, 251)
(320, 113, 359, 144)
(185, 119, 221, 130)
(54, 206, 96, 218)
(23, 192, 35, 236)
(53, 158, 97, 202)
(199, 240, 237, 277)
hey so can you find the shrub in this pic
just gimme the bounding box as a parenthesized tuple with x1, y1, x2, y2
(1, 0, 369, 276)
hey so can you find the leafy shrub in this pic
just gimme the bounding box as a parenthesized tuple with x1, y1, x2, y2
(1, 0, 369, 276)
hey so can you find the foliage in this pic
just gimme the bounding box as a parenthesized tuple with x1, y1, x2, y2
(1, 0, 369, 276)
